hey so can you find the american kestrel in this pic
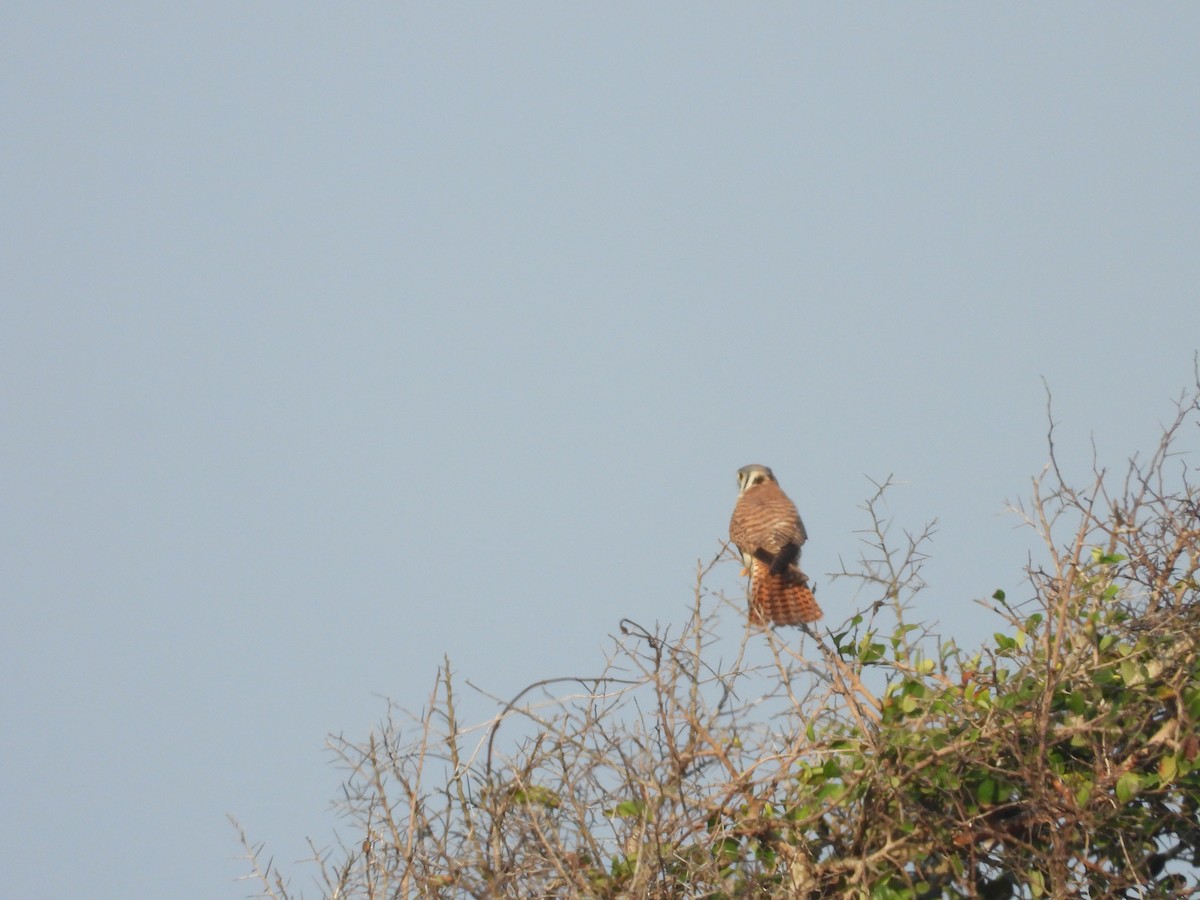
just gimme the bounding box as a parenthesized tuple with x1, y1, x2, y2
(729, 464, 823, 626)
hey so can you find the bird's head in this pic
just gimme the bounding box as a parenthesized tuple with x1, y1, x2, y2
(736, 464, 776, 495)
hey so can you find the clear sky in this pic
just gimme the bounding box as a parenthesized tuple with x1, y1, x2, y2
(2, 4, 1197, 896)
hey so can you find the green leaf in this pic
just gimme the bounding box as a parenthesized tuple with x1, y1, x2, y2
(714, 836, 740, 867)
(1116, 771, 1140, 804)
(1185, 688, 1200, 719)
(860, 641, 886, 664)
(1120, 658, 1142, 687)
(607, 799, 647, 819)
(817, 782, 846, 803)
(1028, 870, 1046, 897)
(976, 778, 997, 805)
(510, 785, 561, 808)
(1065, 691, 1086, 715)
(1075, 781, 1093, 806)
(1160, 754, 1178, 783)
(610, 855, 635, 878)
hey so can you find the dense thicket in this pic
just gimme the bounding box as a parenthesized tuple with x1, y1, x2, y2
(237, 378, 1200, 898)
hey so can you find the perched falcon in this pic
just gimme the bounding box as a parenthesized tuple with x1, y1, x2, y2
(729, 464, 823, 626)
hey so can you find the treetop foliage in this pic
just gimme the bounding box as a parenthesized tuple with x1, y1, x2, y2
(236, 373, 1200, 898)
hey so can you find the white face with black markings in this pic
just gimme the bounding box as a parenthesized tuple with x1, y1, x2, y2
(736, 464, 775, 496)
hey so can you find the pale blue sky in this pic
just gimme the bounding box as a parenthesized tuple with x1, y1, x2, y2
(2, 5, 1197, 897)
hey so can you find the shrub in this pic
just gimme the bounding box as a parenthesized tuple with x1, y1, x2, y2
(235, 375, 1200, 898)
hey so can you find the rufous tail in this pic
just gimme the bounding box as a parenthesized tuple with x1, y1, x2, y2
(749, 558, 823, 626)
